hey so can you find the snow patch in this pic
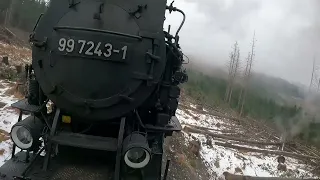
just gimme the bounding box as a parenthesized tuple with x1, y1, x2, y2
(176, 104, 319, 179)
(0, 80, 27, 166)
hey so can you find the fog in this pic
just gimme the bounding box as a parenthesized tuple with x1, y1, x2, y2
(164, 0, 320, 87)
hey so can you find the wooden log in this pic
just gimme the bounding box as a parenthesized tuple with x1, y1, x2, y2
(183, 123, 241, 133)
(183, 124, 247, 138)
(184, 126, 285, 146)
(3, 27, 15, 38)
(215, 142, 320, 161)
(223, 172, 318, 180)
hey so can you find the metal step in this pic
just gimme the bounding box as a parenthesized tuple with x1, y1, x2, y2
(11, 99, 42, 113)
(145, 116, 182, 132)
(50, 132, 118, 152)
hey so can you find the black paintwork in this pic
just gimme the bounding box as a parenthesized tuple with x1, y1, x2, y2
(31, 0, 169, 121)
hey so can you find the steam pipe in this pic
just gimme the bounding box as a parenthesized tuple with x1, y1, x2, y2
(166, 3, 186, 44)
(174, 8, 185, 40)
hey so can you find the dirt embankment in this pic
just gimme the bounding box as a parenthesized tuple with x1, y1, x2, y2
(163, 132, 212, 180)
(0, 26, 30, 47)
(0, 31, 31, 80)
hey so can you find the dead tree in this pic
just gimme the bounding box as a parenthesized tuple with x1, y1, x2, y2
(228, 46, 240, 103)
(237, 52, 250, 110)
(309, 56, 315, 92)
(225, 41, 240, 104)
(238, 52, 251, 115)
(225, 43, 236, 102)
(238, 32, 256, 117)
(309, 56, 319, 92)
(4, 0, 15, 27)
(4, 9, 9, 26)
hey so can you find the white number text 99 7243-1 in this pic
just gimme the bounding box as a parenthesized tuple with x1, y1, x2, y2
(58, 38, 128, 60)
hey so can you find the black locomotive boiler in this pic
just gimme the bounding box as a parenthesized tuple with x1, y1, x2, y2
(0, 0, 188, 179)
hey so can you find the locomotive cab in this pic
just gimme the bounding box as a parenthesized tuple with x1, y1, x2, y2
(0, 0, 188, 180)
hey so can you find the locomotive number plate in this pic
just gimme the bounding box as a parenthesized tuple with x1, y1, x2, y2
(56, 37, 129, 62)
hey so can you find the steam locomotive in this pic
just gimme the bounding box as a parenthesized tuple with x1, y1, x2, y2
(0, 0, 188, 179)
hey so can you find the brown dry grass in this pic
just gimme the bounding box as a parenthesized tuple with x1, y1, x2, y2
(174, 152, 198, 177)
(176, 153, 187, 165)
(0, 129, 10, 142)
(0, 134, 10, 142)
(0, 149, 5, 155)
(0, 129, 9, 136)
(4, 87, 15, 96)
(0, 42, 31, 66)
(164, 132, 211, 180)
(4, 83, 25, 99)
(12, 90, 24, 99)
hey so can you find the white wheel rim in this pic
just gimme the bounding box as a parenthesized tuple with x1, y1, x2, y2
(124, 148, 150, 169)
(11, 126, 33, 150)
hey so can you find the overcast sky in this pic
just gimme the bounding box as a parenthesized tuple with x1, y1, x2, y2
(164, 0, 320, 86)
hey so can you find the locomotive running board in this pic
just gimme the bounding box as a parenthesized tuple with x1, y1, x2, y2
(50, 132, 118, 151)
(0, 116, 127, 180)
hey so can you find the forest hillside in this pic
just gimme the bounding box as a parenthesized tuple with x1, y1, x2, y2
(182, 63, 320, 147)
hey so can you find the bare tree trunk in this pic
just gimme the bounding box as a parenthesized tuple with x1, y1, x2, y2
(239, 31, 256, 117)
(225, 47, 236, 102)
(6, 0, 15, 27)
(225, 41, 240, 104)
(239, 89, 247, 117)
(237, 86, 243, 109)
(309, 56, 316, 92)
(228, 46, 240, 104)
(225, 80, 231, 102)
(237, 53, 249, 112)
(239, 54, 250, 116)
(225, 55, 233, 101)
(4, 9, 8, 26)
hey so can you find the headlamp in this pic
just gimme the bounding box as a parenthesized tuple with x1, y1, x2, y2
(10, 116, 44, 150)
(122, 132, 151, 169)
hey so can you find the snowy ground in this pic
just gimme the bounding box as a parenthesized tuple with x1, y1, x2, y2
(0, 80, 27, 165)
(0, 79, 319, 179)
(175, 105, 319, 179)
